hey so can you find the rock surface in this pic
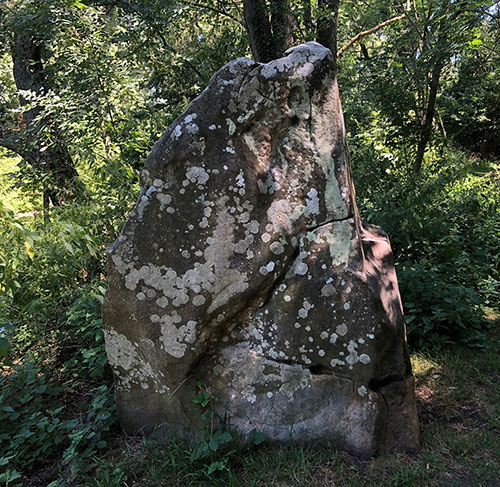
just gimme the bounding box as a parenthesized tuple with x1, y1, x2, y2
(103, 42, 419, 457)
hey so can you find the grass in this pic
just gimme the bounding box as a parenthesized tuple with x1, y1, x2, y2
(68, 323, 500, 487)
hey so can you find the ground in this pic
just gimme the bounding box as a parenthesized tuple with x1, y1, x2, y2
(65, 321, 500, 487)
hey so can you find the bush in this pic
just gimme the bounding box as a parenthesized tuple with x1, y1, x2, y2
(0, 204, 101, 326)
(0, 149, 132, 483)
(353, 147, 499, 348)
(0, 284, 116, 485)
(0, 360, 78, 484)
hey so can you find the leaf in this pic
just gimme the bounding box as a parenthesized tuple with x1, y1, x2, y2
(208, 437, 218, 451)
(248, 429, 266, 445)
(192, 390, 210, 407)
(214, 431, 233, 444)
(2, 470, 21, 482)
(34, 385, 48, 394)
(24, 240, 35, 259)
(190, 441, 209, 462)
(11, 222, 25, 232)
(207, 460, 225, 475)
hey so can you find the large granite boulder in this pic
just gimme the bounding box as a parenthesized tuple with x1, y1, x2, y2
(103, 42, 419, 457)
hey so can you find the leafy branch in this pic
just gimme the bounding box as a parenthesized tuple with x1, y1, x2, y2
(338, 13, 406, 58)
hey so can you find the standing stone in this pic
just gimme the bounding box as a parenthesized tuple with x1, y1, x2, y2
(103, 42, 419, 457)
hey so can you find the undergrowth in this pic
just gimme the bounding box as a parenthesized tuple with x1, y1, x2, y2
(0, 284, 116, 485)
(352, 147, 499, 348)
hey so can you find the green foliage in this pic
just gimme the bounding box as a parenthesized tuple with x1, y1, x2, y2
(0, 206, 101, 324)
(0, 364, 115, 483)
(62, 385, 117, 474)
(0, 325, 11, 357)
(441, 25, 500, 158)
(353, 146, 499, 348)
(0, 282, 116, 483)
(185, 381, 266, 483)
(0, 184, 132, 339)
(0, 1, 499, 485)
(64, 285, 109, 378)
(338, 1, 500, 348)
(1, 0, 249, 195)
(0, 361, 77, 484)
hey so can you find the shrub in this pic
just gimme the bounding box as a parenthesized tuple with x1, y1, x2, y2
(353, 147, 499, 348)
(0, 284, 116, 484)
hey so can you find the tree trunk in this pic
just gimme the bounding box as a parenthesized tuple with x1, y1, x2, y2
(414, 60, 443, 173)
(316, 0, 339, 69)
(11, 34, 80, 206)
(270, 0, 295, 55)
(242, 0, 277, 62)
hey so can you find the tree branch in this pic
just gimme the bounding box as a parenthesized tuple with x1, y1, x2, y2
(182, 1, 244, 26)
(338, 14, 406, 58)
(0, 122, 25, 157)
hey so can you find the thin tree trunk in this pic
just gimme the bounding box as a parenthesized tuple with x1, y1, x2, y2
(11, 34, 80, 206)
(242, 0, 277, 62)
(316, 0, 339, 70)
(360, 43, 370, 60)
(270, 0, 295, 55)
(414, 60, 443, 173)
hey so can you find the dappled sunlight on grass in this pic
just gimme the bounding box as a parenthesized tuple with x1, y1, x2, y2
(0, 148, 42, 214)
(411, 354, 443, 379)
